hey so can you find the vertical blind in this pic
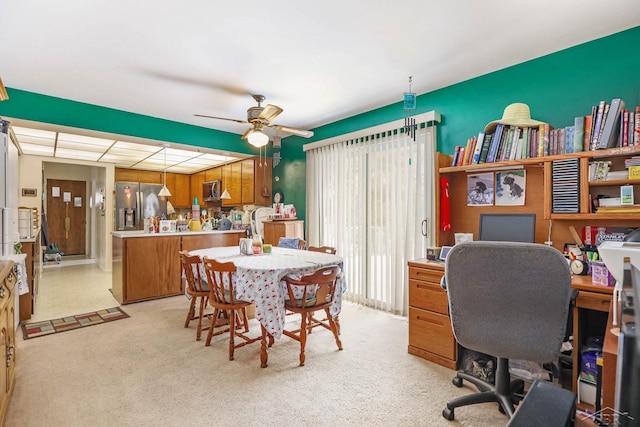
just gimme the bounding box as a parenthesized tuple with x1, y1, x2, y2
(306, 121, 437, 315)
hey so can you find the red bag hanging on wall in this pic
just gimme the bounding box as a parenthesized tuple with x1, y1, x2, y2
(440, 177, 451, 231)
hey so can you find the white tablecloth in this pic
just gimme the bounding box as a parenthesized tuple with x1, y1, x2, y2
(189, 246, 345, 339)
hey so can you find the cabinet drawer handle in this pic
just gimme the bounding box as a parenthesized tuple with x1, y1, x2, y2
(416, 315, 446, 327)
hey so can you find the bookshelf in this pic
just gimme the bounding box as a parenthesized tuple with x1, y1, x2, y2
(436, 145, 640, 251)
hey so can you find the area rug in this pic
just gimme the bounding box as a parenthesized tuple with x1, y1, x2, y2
(21, 307, 130, 340)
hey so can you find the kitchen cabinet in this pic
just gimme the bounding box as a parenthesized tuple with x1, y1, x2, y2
(205, 167, 222, 182)
(111, 231, 244, 304)
(262, 220, 304, 246)
(243, 157, 272, 206)
(166, 172, 191, 208)
(222, 162, 242, 207)
(19, 233, 41, 322)
(0, 261, 16, 426)
(115, 168, 163, 184)
(407, 259, 457, 369)
(190, 172, 205, 206)
(113, 235, 182, 304)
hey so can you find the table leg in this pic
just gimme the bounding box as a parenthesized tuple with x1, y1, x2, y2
(260, 325, 269, 368)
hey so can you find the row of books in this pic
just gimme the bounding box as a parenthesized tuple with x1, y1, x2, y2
(453, 98, 640, 167)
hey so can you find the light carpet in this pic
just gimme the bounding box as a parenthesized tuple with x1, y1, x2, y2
(7, 297, 508, 426)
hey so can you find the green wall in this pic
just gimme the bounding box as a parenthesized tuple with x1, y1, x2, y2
(2, 26, 639, 223)
(0, 89, 260, 155)
(273, 26, 640, 220)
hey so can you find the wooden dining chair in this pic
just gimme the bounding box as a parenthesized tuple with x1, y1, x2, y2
(277, 237, 306, 250)
(282, 264, 343, 366)
(202, 257, 260, 360)
(307, 245, 336, 255)
(179, 250, 211, 341)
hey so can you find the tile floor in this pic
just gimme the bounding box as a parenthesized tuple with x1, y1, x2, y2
(30, 256, 119, 322)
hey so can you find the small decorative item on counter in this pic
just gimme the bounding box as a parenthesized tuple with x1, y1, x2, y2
(159, 219, 176, 233)
(13, 242, 22, 254)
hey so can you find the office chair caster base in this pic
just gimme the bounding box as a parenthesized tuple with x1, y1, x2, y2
(452, 376, 463, 387)
(442, 407, 455, 421)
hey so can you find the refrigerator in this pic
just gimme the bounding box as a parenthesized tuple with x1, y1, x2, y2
(114, 181, 168, 231)
(1, 120, 20, 257)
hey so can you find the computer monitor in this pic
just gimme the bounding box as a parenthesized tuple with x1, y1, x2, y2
(478, 213, 536, 243)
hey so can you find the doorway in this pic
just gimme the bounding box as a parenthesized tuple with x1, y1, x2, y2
(46, 178, 87, 256)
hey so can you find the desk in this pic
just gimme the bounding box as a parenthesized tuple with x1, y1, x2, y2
(188, 246, 345, 338)
(407, 259, 615, 408)
(570, 276, 613, 411)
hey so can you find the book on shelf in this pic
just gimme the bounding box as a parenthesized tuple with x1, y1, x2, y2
(628, 108, 635, 146)
(598, 97, 624, 149)
(471, 131, 485, 164)
(584, 113, 593, 150)
(621, 109, 630, 147)
(628, 165, 640, 180)
(590, 100, 607, 150)
(596, 204, 640, 214)
(635, 106, 640, 145)
(486, 124, 504, 163)
(574, 116, 584, 152)
(478, 133, 492, 163)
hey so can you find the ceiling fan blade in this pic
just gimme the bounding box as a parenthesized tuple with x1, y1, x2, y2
(258, 104, 283, 122)
(194, 114, 248, 125)
(241, 127, 253, 139)
(272, 125, 314, 138)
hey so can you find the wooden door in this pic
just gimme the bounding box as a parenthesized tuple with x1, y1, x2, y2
(46, 179, 86, 255)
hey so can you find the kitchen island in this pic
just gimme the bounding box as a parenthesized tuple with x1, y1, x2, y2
(111, 230, 244, 304)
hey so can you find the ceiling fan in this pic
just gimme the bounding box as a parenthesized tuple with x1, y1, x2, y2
(195, 94, 314, 147)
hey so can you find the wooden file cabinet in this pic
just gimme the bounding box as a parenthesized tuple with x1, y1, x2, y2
(408, 259, 457, 369)
(262, 220, 304, 246)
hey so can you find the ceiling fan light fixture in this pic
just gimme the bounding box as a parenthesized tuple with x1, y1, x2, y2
(247, 129, 269, 147)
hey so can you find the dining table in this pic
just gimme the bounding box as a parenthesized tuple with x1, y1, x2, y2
(188, 245, 345, 366)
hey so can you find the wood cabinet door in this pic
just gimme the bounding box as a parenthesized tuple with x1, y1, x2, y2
(137, 170, 163, 184)
(241, 159, 255, 204)
(205, 167, 222, 182)
(115, 168, 139, 182)
(222, 162, 242, 206)
(254, 157, 272, 206)
(0, 309, 7, 406)
(190, 172, 205, 206)
(124, 237, 181, 302)
(174, 174, 191, 207)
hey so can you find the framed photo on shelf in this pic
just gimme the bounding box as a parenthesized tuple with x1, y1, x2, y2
(467, 172, 494, 206)
(495, 169, 526, 206)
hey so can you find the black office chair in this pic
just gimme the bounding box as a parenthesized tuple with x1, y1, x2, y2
(442, 241, 574, 422)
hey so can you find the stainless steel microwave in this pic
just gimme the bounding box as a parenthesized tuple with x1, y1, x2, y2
(203, 180, 222, 203)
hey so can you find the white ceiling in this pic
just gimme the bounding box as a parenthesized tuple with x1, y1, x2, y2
(1, 1, 639, 172)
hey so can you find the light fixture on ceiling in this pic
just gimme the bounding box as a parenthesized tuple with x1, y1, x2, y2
(246, 127, 269, 148)
(158, 144, 172, 197)
(220, 153, 231, 200)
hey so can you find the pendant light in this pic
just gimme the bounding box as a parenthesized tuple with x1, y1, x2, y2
(220, 153, 231, 199)
(158, 144, 172, 197)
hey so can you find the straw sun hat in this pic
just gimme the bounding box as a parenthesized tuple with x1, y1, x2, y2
(484, 102, 547, 134)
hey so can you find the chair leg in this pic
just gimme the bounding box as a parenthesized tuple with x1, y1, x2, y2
(196, 297, 207, 341)
(325, 308, 343, 350)
(184, 297, 197, 328)
(240, 307, 250, 333)
(205, 308, 221, 346)
(228, 310, 236, 361)
(299, 313, 308, 366)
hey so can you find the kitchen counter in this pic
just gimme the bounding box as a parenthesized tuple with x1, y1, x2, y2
(111, 229, 245, 238)
(112, 229, 243, 304)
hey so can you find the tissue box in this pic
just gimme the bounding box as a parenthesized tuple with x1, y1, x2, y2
(590, 261, 615, 287)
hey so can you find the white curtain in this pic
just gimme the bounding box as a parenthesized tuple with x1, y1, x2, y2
(306, 119, 437, 315)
